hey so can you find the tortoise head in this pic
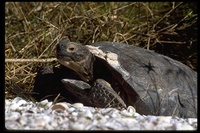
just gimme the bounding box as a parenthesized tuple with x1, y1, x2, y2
(56, 40, 95, 82)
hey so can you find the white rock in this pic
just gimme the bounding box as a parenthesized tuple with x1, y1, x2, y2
(12, 97, 24, 103)
(121, 110, 134, 117)
(127, 106, 136, 114)
(50, 102, 69, 111)
(71, 112, 79, 117)
(19, 117, 28, 126)
(68, 107, 76, 113)
(46, 101, 53, 108)
(72, 103, 84, 108)
(38, 99, 49, 106)
(10, 99, 27, 110)
(5, 121, 21, 129)
(187, 118, 197, 125)
(69, 122, 85, 130)
(100, 108, 117, 115)
(175, 123, 195, 130)
(5, 112, 20, 121)
(5, 97, 197, 130)
(80, 110, 93, 119)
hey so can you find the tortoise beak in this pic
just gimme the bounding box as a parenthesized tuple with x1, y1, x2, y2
(56, 40, 95, 82)
(57, 56, 94, 82)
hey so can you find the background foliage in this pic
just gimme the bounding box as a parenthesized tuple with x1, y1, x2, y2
(5, 2, 197, 99)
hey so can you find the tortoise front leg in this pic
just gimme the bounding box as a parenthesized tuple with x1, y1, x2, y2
(89, 79, 126, 109)
(61, 79, 126, 109)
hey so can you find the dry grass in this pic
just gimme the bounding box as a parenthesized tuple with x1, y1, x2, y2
(5, 2, 197, 99)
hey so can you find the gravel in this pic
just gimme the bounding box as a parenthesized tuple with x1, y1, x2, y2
(5, 97, 197, 130)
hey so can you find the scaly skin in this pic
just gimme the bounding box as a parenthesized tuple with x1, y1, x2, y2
(89, 79, 126, 109)
(61, 78, 126, 109)
(57, 40, 126, 109)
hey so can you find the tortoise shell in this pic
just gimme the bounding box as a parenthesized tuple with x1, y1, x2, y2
(86, 41, 197, 118)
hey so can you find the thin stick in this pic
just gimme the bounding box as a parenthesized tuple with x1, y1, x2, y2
(152, 2, 183, 30)
(5, 58, 57, 63)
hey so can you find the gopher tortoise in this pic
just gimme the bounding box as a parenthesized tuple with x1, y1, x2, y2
(40, 40, 198, 118)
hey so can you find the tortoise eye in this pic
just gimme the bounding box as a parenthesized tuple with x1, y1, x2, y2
(67, 44, 78, 53)
(69, 47, 75, 51)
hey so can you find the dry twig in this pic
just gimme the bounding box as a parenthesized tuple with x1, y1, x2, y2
(5, 58, 57, 63)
